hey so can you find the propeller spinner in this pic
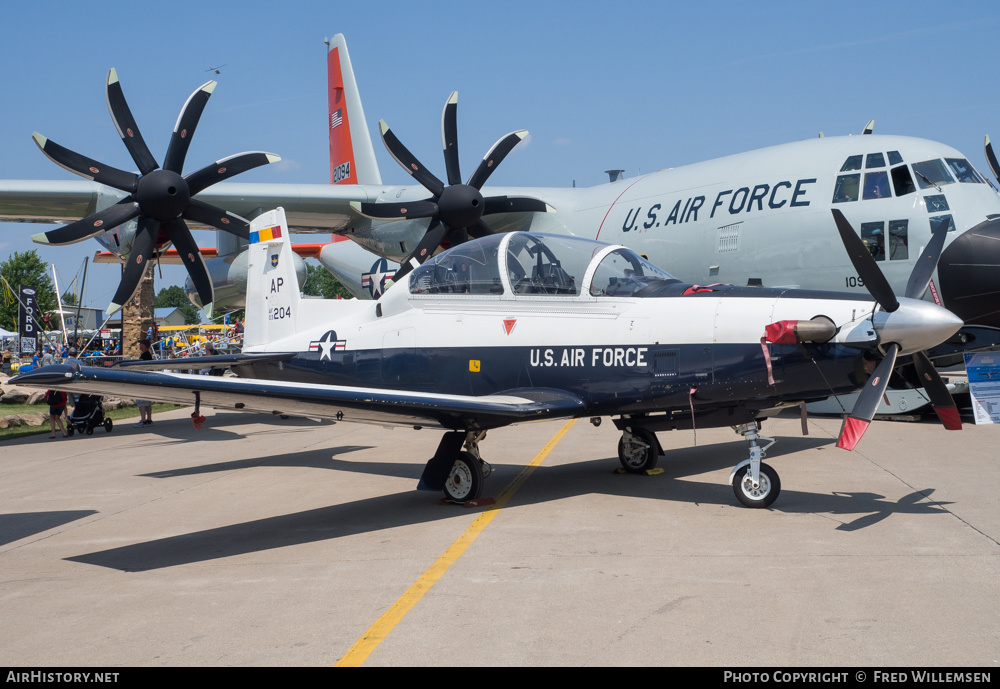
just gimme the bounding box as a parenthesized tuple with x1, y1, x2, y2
(31, 68, 280, 315)
(351, 92, 553, 280)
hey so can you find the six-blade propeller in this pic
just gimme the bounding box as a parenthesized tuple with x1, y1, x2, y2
(351, 92, 553, 280)
(32, 69, 280, 315)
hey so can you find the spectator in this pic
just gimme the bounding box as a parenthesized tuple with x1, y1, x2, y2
(46, 389, 68, 439)
(134, 339, 154, 428)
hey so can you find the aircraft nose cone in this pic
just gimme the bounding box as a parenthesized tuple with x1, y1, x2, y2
(938, 217, 1000, 328)
(876, 297, 964, 355)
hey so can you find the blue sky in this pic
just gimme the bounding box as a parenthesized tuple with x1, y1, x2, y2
(2, 0, 999, 309)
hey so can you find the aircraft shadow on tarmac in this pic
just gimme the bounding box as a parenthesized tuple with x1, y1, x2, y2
(0, 511, 97, 546)
(64, 437, 952, 572)
(139, 445, 375, 478)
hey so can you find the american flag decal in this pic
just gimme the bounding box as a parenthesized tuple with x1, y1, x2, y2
(330, 109, 343, 130)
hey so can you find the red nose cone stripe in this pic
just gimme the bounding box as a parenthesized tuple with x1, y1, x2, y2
(837, 417, 869, 451)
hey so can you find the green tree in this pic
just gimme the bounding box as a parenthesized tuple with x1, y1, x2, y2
(302, 261, 352, 299)
(155, 285, 201, 325)
(0, 250, 57, 333)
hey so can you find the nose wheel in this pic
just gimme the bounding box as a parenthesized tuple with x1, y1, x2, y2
(728, 423, 780, 508)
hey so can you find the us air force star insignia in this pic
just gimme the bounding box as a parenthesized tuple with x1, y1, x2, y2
(308, 330, 346, 361)
(362, 258, 397, 298)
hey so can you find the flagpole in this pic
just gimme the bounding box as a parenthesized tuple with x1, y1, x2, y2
(51, 264, 68, 347)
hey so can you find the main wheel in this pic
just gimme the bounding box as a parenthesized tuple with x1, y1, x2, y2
(617, 428, 659, 473)
(443, 451, 484, 502)
(732, 462, 781, 508)
(104, 418, 113, 432)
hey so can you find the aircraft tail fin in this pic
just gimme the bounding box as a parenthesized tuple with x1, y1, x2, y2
(327, 33, 381, 185)
(244, 208, 301, 348)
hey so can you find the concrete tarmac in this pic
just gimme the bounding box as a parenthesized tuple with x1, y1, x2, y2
(0, 406, 997, 667)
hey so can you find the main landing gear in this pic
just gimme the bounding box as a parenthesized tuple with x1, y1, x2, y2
(617, 426, 660, 473)
(419, 431, 492, 503)
(728, 423, 780, 508)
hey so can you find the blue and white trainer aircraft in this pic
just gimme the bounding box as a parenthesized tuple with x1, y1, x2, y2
(12, 206, 963, 508)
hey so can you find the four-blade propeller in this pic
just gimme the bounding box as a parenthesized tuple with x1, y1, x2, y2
(32, 68, 280, 315)
(351, 91, 553, 280)
(831, 209, 962, 450)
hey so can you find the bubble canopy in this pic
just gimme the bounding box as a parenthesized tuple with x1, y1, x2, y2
(408, 232, 677, 298)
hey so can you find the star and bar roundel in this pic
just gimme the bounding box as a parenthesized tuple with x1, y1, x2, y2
(308, 330, 347, 360)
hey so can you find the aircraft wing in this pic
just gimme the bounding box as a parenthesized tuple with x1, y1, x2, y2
(11, 364, 585, 431)
(0, 179, 384, 233)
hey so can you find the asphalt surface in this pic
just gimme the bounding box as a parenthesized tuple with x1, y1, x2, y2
(1, 405, 997, 666)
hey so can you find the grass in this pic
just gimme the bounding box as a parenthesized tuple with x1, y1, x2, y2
(0, 403, 186, 442)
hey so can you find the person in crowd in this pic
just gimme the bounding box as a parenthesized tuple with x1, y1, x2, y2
(134, 339, 154, 428)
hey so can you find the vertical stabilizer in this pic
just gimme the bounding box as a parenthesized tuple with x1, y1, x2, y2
(327, 33, 381, 185)
(244, 208, 301, 349)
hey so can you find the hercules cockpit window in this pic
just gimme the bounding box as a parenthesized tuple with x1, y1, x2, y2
(861, 222, 886, 261)
(865, 153, 886, 168)
(590, 249, 676, 297)
(912, 159, 955, 189)
(861, 221, 908, 260)
(833, 174, 861, 203)
(929, 215, 956, 233)
(863, 171, 890, 199)
(888, 151, 903, 165)
(888, 220, 908, 260)
(840, 155, 863, 172)
(945, 158, 984, 183)
(891, 165, 916, 196)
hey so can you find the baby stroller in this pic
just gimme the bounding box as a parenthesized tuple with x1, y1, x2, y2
(67, 395, 113, 436)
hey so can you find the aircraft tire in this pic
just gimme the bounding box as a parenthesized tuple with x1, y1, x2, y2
(732, 462, 780, 508)
(443, 451, 484, 502)
(617, 428, 659, 473)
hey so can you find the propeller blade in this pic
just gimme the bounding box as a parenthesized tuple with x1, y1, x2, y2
(185, 151, 281, 196)
(467, 130, 528, 190)
(183, 198, 250, 239)
(379, 120, 445, 197)
(32, 133, 138, 192)
(862, 119, 874, 135)
(394, 218, 448, 281)
(105, 68, 159, 175)
(903, 224, 948, 300)
(837, 343, 899, 450)
(985, 135, 1000, 183)
(350, 200, 439, 221)
(107, 217, 159, 315)
(913, 350, 962, 430)
(163, 80, 217, 173)
(831, 209, 899, 313)
(467, 219, 494, 240)
(164, 217, 213, 312)
(483, 196, 555, 215)
(442, 92, 461, 186)
(32, 199, 140, 246)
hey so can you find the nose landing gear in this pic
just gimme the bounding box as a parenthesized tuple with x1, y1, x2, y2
(728, 423, 780, 508)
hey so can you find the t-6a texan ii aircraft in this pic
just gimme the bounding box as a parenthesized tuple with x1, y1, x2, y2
(1, 33, 999, 337)
(12, 207, 963, 509)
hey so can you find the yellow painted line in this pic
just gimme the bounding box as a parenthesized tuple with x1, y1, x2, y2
(336, 419, 578, 666)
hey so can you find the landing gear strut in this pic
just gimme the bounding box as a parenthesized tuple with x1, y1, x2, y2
(728, 423, 780, 508)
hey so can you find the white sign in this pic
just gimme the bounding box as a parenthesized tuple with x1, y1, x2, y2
(965, 352, 1000, 425)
